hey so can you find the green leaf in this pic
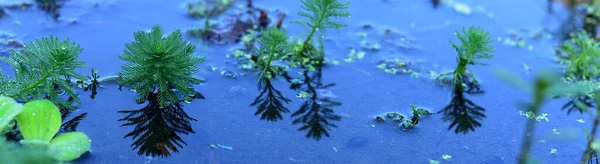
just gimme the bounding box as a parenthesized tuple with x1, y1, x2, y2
(0, 96, 22, 130)
(49, 132, 91, 162)
(16, 100, 61, 146)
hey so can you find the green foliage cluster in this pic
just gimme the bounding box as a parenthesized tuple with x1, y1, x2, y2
(0, 35, 87, 110)
(255, 27, 291, 80)
(431, 26, 494, 93)
(373, 104, 431, 130)
(449, 26, 494, 91)
(557, 31, 600, 80)
(0, 97, 90, 162)
(119, 25, 205, 108)
(251, 0, 350, 79)
(293, 0, 350, 58)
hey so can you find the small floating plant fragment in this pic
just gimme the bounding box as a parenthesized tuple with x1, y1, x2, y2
(442, 154, 452, 160)
(373, 104, 430, 130)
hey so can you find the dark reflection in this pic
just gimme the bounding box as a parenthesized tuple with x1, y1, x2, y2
(35, 0, 63, 20)
(438, 83, 487, 134)
(560, 95, 595, 114)
(431, 0, 440, 8)
(250, 55, 342, 140)
(59, 108, 87, 133)
(250, 77, 291, 122)
(287, 60, 342, 141)
(118, 92, 200, 157)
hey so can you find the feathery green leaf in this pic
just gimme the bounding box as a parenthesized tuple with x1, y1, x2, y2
(119, 25, 205, 107)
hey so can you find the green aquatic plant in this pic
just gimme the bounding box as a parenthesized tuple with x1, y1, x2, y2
(255, 27, 291, 80)
(0, 97, 90, 162)
(293, 0, 350, 58)
(435, 26, 494, 93)
(119, 25, 205, 107)
(0, 35, 87, 110)
(557, 31, 600, 80)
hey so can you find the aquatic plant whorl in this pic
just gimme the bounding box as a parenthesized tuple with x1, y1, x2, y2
(118, 25, 205, 108)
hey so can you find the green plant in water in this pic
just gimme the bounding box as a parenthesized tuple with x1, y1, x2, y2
(0, 97, 90, 162)
(436, 26, 494, 93)
(293, 0, 350, 60)
(0, 35, 87, 110)
(255, 27, 291, 80)
(557, 31, 600, 80)
(119, 25, 205, 107)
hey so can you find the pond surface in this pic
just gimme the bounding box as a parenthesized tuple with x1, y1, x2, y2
(0, 0, 593, 163)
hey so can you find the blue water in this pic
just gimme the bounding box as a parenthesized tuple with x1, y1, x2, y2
(0, 0, 593, 163)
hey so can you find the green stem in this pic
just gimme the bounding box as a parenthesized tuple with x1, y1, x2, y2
(297, 7, 327, 57)
(9, 67, 55, 98)
(582, 103, 600, 163)
(518, 85, 546, 164)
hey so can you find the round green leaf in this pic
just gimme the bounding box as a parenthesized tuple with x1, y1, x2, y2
(0, 96, 22, 130)
(16, 100, 61, 143)
(49, 132, 91, 162)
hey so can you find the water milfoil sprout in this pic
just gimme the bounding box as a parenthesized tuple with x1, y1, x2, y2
(0, 35, 87, 110)
(119, 25, 205, 108)
(435, 26, 495, 93)
(255, 27, 291, 81)
(293, 0, 350, 60)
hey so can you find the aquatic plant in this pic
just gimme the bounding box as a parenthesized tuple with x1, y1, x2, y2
(119, 25, 205, 108)
(0, 97, 90, 162)
(557, 31, 600, 80)
(0, 35, 87, 110)
(435, 26, 494, 93)
(255, 27, 291, 80)
(249, 27, 293, 122)
(293, 0, 350, 59)
(553, 31, 600, 114)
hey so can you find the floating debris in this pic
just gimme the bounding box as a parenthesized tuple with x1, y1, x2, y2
(219, 68, 237, 78)
(442, 154, 452, 160)
(453, 2, 472, 15)
(217, 144, 233, 150)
